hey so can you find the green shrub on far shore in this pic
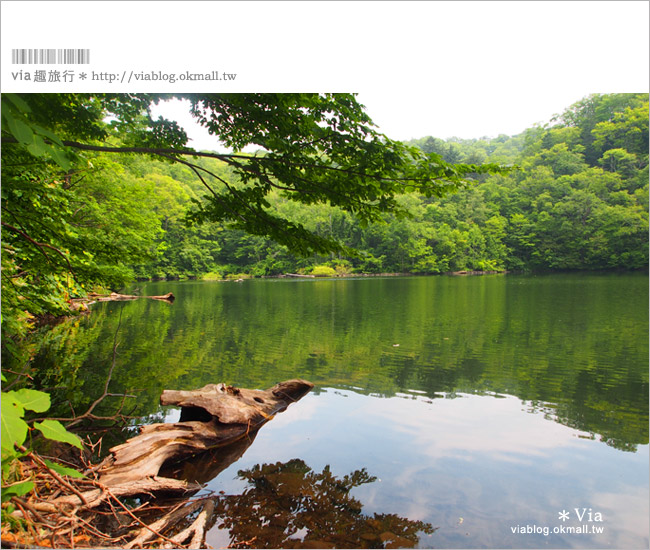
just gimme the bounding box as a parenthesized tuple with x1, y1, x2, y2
(226, 273, 252, 280)
(311, 265, 337, 277)
(201, 271, 223, 281)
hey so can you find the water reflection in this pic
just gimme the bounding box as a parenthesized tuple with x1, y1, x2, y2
(6, 274, 648, 547)
(160, 429, 260, 485)
(13, 274, 647, 453)
(207, 389, 649, 549)
(159, 417, 438, 548)
(208, 459, 437, 549)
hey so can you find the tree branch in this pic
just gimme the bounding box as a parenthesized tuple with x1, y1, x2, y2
(1, 221, 73, 272)
(1, 136, 470, 184)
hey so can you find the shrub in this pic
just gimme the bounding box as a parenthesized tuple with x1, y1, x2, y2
(226, 273, 252, 280)
(310, 265, 337, 277)
(1, 379, 84, 511)
(201, 271, 223, 281)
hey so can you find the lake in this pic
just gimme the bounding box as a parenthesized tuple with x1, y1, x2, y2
(29, 273, 649, 548)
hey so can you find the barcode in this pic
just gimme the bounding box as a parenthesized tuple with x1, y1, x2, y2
(11, 49, 90, 65)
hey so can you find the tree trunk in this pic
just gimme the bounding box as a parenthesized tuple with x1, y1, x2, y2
(69, 292, 176, 313)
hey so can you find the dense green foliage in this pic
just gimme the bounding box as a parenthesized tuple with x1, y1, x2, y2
(129, 93, 648, 279)
(1, 93, 499, 346)
(1, 92, 647, 346)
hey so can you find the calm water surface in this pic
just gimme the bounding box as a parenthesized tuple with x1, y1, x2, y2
(30, 273, 649, 548)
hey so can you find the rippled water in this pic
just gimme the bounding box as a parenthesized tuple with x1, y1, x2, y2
(27, 273, 649, 548)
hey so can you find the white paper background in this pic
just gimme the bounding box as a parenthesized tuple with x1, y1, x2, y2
(2, 1, 649, 140)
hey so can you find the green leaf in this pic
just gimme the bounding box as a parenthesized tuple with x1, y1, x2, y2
(33, 420, 83, 449)
(43, 459, 85, 479)
(26, 134, 48, 158)
(4, 93, 32, 114)
(6, 115, 34, 145)
(1, 399, 28, 451)
(33, 125, 65, 147)
(1, 480, 34, 502)
(46, 144, 72, 170)
(12, 388, 50, 413)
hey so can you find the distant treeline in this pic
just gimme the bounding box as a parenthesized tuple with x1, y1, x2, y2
(128, 93, 649, 279)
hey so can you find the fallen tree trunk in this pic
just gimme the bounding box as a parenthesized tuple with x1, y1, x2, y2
(28, 476, 201, 513)
(69, 291, 175, 313)
(89, 291, 175, 302)
(97, 379, 313, 486)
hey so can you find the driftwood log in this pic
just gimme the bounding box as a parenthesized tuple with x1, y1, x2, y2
(69, 291, 175, 313)
(97, 379, 314, 486)
(85, 291, 175, 303)
(8, 380, 313, 549)
(282, 273, 316, 278)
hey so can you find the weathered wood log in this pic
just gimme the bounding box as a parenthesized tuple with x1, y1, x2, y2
(90, 291, 176, 302)
(162, 379, 311, 424)
(97, 379, 313, 487)
(69, 291, 175, 312)
(124, 498, 214, 549)
(6, 382, 312, 549)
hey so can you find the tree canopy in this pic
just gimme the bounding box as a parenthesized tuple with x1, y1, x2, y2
(1, 93, 501, 341)
(2, 93, 647, 347)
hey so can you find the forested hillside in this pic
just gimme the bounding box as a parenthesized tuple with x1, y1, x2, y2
(1, 93, 647, 548)
(127, 93, 649, 278)
(3, 93, 500, 345)
(2, 93, 647, 341)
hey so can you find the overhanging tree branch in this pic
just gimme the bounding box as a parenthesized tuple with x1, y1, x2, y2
(1, 136, 498, 185)
(1, 221, 73, 272)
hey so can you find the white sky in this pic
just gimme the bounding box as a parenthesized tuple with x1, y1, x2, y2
(2, 1, 649, 148)
(149, 89, 598, 153)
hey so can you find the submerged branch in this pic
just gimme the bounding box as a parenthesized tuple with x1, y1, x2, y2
(65, 307, 124, 429)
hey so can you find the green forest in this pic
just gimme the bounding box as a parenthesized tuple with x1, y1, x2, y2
(0, 92, 648, 549)
(2, 93, 648, 344)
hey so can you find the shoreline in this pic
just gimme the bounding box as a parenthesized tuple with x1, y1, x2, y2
(137, 269, 510, 283)
(135, 266, 649, 284)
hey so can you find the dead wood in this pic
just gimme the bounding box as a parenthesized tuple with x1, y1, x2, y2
(161, 379, 313, 424)
(97, 379, 313, 486)
(88, 291, 175, 302)
(28, 477, 201, 513)
(166, 499, 215, 549)
(159, 427, 260, 485)
(124, 498, 213, 549)
(4, 379, 313, 549)
(69, 291, 175, 313)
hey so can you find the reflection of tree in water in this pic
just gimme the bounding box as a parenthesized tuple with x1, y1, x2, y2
(213, 459, 437, 549)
